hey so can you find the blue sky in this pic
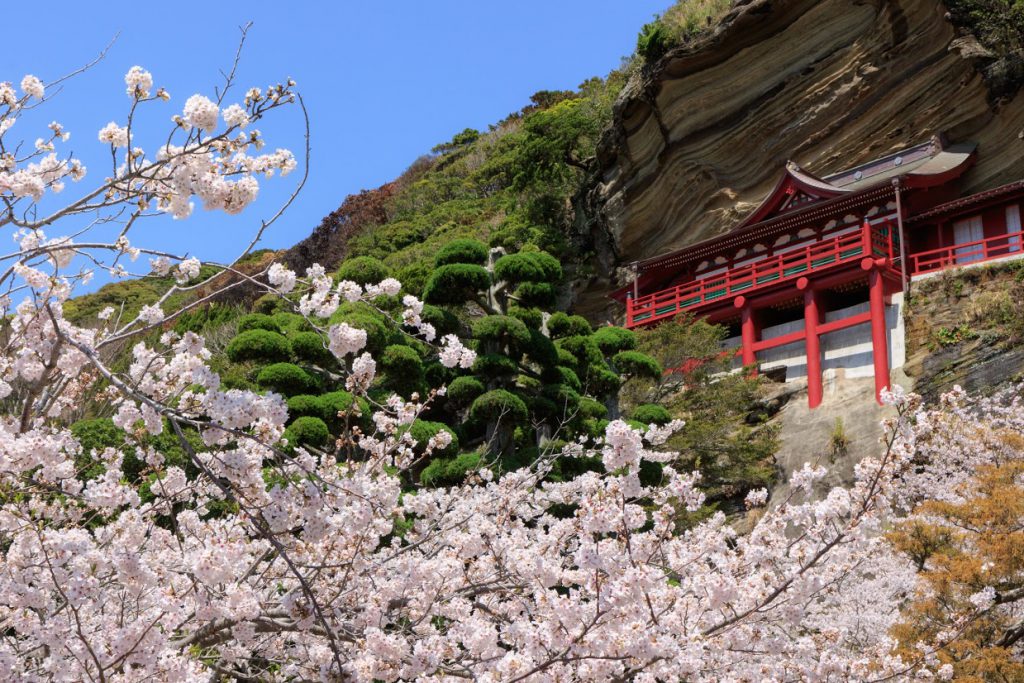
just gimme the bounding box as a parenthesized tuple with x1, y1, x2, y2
(6, 1, 666, 288)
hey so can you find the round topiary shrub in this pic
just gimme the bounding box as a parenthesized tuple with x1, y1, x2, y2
(472, 315, 531, 349)
(419, 452, 482, 487)
(493, 250, 561, 284)
(256, 362, 317, 396)
(237, 313, 282, 334)
(508, 306, 543, 330)
(290, 331, 334, 366)
(396, 262, 432, 297)
(401, 419, 459, 458)
(585, 365, 622, 395)
(591, 326, 637, 354)
(556, 335, 603, 370)
(447, 376, 485, 405)
(552, 366, 581, 393)
(612, 350, 663, 380)
(335, 256, 391, 286)
(226, 329, 292, 363)
(513, 281, 555, 308)
(434, 238, 488, 267)
(420, 304, 461, 336)
(284, 416, 331, 450)
(632, 403, 672, 426)
(317, 390, 364, 425)
(379, 344, 425, 395)
(286, 394, 323, 420)
(469, 389, 529, 424)
(578, 396, 608, 420)
(547, 312, 593, 338)
(272, 311, 310, 334)
(471, 353, 518, 377)
(422, 264, 490, 305)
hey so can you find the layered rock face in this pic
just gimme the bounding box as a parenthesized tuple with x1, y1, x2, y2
(589, 0, 1024, 298)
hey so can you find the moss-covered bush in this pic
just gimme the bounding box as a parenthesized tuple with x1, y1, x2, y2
(401, 419, 459, 458)
(612, 350, 663, 380)
(434, 238, 489, 267)
(289, 331, 334, 366)
(469, 389, 529, 424)
(423, 264, 491, 305)
(256, 362, 318, 396)
(447, 376, 485, 405)
(335, 256, 390, 286)
(286, 394, 324, 421)
(237, 313, 282, 334)
(379, 344, 425, 395)
(633, 403, 672, 426)
(226, 329, 292, 363)
(591, 326, 637, 354)
(284, 416, 331, 449)
(493, 250, 561, 284)
(419, 451, 482, 487)
(472, 315, 531, 348)
(547, 312, 592, 338)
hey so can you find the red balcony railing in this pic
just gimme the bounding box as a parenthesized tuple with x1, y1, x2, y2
(626, 224, 895, 328)
(909, 230, 1024, 275)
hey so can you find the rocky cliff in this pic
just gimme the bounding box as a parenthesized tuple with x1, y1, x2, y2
(584, 0, 1024, 315)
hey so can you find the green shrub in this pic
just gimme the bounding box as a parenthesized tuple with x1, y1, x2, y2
(547, 312, 592, 338)
(420, 304, 461, 336)
(401, 420, 459, 458)
(612, 350, 663, 380)
(284, 416, 331, 449)
(552, 366, 581, 393)
(256, 362, 317, 396)
(272, 311, 309, 334)
(633, 403, 672, 426)
(591, 326, 637, 354)
(637, 20, 671, 61)
(513, 281, 555, 307)
(290, 331, 334, 366)
(419, 452, 482, 487)
(318, 390, 368, 429)
(447, 376, 485, 405)
(469, 389, 529, 424)
(396, 262, 432, 296)
(286, 394, 323, 420)
(471, 353, 518, 377)
(226, 329, 291, 363)
(237, 313, 282, 334)
(335, 256, 390, 286)
(434, 238, 489, 267)
(472, 315, 531, 348)
(578, 396, 608, 420)
(493, 250, 561, 284)
(509, 306, 543, 329)
(380, 344, 425, 394)
(556, 335, 603, 370)
(423, 264, 490, 305)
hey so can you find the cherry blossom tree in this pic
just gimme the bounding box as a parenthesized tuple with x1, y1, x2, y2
(1, 36, 1022, 683)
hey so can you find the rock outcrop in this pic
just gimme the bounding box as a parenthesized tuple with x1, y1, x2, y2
(584, 0, 1024, 316)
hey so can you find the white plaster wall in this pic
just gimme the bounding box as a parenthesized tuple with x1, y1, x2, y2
(722, 295, 905, 383)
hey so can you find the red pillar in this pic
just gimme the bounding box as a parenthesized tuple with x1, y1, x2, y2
(803, 285, 823, 409)
(869, 268, 890, 405)
(740, 304, 758, 370)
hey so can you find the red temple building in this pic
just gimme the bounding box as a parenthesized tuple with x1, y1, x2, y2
(611, 138, 1024, 408)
